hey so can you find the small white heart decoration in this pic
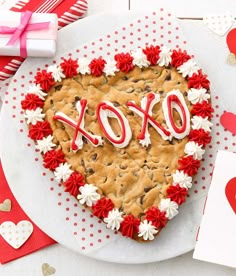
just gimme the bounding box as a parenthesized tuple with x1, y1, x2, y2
(203, 14, 234, 36)
(0, 220, 33, 249)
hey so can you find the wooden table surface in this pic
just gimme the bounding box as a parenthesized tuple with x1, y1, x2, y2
(1, 1, 236, 275)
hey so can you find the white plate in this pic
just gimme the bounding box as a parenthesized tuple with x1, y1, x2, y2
(0, 12, 217, 264)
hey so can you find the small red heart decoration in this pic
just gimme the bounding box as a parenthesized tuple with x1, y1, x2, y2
(225, 177, 236, 213)
(220, 112, 236, 135)
(226, 28, 236, 55)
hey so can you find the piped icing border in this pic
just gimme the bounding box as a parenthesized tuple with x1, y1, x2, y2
(21, 45, 213, 241)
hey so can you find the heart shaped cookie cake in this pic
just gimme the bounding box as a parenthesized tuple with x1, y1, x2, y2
(21, 45, 213, 241)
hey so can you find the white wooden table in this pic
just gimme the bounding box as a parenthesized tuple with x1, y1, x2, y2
(1, 0, 236, 275)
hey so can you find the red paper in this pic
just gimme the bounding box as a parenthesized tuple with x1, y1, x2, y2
(226, 28, 236, 55)
(0, 162, 55, 264)
(220, 111, 236, 135)
(0, 0, 88, 80)
(225, 177, 236, 214)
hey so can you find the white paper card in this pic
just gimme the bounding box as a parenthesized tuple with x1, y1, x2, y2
(203, 14, 234, 36)
(193, 150, 236, 268)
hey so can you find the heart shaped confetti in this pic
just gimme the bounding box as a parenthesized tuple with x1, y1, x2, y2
(225, 177, 236, 214)
(42, 263, 56, 276)
(20, 45, 213, 242)
(203, 14, 234, 36)
(0, 199, 11, 212)
(0, 220, 33, 249)
(220, 112, 236, 135)
(227, 53, 236, 65)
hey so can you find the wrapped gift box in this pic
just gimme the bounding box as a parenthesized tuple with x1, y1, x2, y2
(0, 11, 58, 57)
(193, 150, 236, 268)
(0, 0, 88, 80)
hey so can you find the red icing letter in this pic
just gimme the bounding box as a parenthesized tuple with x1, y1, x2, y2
(162, 90, 190, 139)
(53, 99, 103, 151)
(127, 93, 171, 146)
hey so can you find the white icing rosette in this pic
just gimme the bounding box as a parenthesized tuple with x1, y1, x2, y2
(47, 65, 65, 82)
(77, 184, 101, 207)
(159, 198, 179, 220)
(177, 59, 200, 77)
(191, 116, 213, 132)
(35, 135, 56, 154)
(172, 170, 192, 189)
(24, 107, 45, 125)
(104, 209, 124, 230)
(187, 88, 210, 104)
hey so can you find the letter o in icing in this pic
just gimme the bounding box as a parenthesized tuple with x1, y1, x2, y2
(96, 101, 132, 148)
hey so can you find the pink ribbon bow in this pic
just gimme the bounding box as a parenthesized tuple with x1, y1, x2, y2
(0, 11, 50, 58)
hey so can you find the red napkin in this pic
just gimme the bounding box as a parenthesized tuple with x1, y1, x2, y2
(0, 0, 88, 81)
(0, 162, 55, 264)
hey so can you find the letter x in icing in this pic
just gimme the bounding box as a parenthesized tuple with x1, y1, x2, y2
(53, 99, 103, 151)
(127, 93, 171, 146)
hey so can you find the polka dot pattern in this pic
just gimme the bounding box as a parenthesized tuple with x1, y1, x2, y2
(0, 9, 232, 253)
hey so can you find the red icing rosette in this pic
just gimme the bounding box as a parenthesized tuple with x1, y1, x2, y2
(92, 197, 114, 219)
(143, 45, 161, 65)
(43, 149, 66, 171)
(178, 156, 201, 177)
(120, 215, 140, 238)
(64, 172, 85, 197)
(21, 94, 44, 110)
(191, 101, 214, 118)
(145, 207, 168, 229)
(89, 57, 106, 77)
(188, 70, 210, 89)
(34, 70, 55, 92)
(171, 49, 191, 67)
(166, 184, 188, 205)
(189, 129, 212, 148)
(114, 52, 134, 73)
(60, 58, 79, 78)
(28, 121, 53, 140)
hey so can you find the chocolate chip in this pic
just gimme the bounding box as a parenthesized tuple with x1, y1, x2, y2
(169, 139, 175, 145)
(91, 153, 97, 161)
(144, 86, 152, 92)
(85, 168, 94, 175)
(82, 137, 88, 144)
(74, 96, 81, 101)
(119, 207, 124, 212)
(138, 212, 145, 219)
(113, 102, 120, 107)
(122, 76, 128, 80)
(183, 91, 188, 97)
(119, 165, 127, 170)
(140, 195, 145, 205)
(144, 187, 152, 193)
(55, 85, 62, 91)
(165, 74, 171, 81)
